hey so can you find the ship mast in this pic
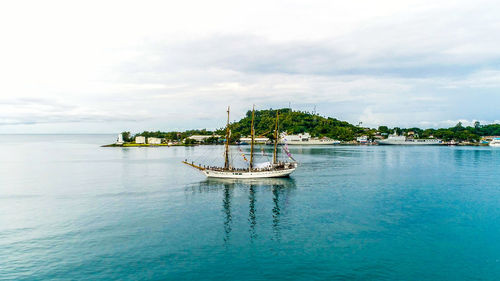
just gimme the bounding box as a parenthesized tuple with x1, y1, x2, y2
(249, 105, 255, 171)
(273, 110, 279, 164)
(224, 106, 231, 170)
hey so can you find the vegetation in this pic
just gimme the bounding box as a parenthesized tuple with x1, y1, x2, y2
(119, 108, 500, 144)
(378, 122, 500, 142)
(133, 129, 215, 141)
(217, 108, 364, 141)
(124, 129, 222, 144)
(121, 131, 133, 142)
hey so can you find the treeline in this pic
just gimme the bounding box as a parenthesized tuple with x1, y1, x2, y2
(121, 109, 500, 143)
(121, 129, 216, 143)
(377, 122, 500, 142)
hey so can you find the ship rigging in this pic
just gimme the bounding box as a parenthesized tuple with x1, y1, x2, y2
(183, 106, 297, 178)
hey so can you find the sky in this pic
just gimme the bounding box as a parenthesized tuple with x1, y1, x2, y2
(1, 0, 500, 133)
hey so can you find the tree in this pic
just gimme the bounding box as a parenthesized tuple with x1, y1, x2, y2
(121, 131, 132, 142)
(378, 126, 389, 134)
(184, 138, 198, 145)
(204, 136, 221, 144)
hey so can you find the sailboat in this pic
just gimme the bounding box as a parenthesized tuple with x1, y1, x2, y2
(183, 106, 298, 178)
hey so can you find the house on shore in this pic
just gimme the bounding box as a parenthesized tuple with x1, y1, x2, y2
(147, 137, 162, 145)
(116, 133, 124, 145)
(135, 136, 146, 144)
(481, 136, 500, 142)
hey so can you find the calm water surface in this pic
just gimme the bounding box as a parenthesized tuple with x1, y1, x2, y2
(1, 135, 500, 280)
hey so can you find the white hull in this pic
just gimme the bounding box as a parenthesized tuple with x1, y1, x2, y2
(280, 132, 339, 145)
(377, 139, 441, 145)
(490, 142, 500, 147)
(203, 167, 296, 179)
(283, 140, 339, 145)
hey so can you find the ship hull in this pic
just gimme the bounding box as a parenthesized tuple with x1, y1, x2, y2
(203, 167, 296, 179)
(377, 140, 441, 145)
(282, 140, 339, 145)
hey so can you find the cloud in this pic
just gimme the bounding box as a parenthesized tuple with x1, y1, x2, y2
(0, 98, 147, 126)
(1, 0, 500, 132)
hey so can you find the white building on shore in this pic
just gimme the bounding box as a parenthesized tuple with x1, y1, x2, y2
(147, 137, 162, 144)
(116, 133, 124, 145)
(135, 136, 146, 144)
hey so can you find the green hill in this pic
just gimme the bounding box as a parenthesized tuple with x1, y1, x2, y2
(217, 108, 365, 141)
(124, 108, 500, 143)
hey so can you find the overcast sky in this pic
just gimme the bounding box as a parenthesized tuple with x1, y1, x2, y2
(1, 0, 500, 133)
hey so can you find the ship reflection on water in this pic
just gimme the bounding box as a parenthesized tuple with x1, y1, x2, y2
(248, 185, 257, 240)
(187, 178, 296, 243)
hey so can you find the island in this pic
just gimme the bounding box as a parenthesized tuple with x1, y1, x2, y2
(102, 108, 500, 147)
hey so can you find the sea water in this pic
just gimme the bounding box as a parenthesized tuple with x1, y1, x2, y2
(1, 135, 500, 280)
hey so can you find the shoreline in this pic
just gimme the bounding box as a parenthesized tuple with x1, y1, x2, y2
(102, 143, 490, 147)
(101, 143, 196, 147)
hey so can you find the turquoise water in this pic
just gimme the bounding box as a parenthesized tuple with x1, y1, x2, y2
(1, 135, 500, 280)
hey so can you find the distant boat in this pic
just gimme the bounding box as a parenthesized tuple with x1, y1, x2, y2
(183, 106, 298, 178)
(239, 136, 269, 145)
(377, 131, 441, 145)
(356, 136, 369, 144)
(490, 138, 500, 147)
(280, 133, 340, 145)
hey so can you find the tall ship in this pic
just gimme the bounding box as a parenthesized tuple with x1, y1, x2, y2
(376, 131, 442, 145)
(280, 133, 340, 145)
(183, 106, 298, 179)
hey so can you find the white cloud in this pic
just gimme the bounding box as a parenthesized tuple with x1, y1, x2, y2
(1, 0, 500, 133)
